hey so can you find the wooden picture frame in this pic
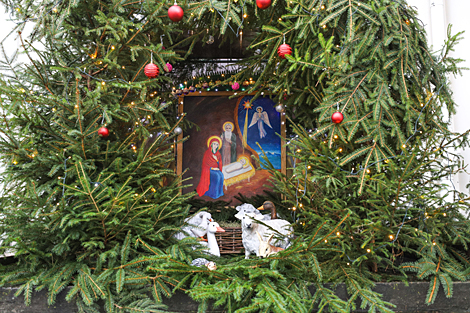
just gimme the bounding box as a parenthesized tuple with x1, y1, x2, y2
(177, 91, 286, 203)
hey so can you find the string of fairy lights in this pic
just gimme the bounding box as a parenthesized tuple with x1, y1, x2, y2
(3, 0, 465, 264)
(284, 82, 465, 264)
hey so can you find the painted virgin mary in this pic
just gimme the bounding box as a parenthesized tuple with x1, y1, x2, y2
(249, 106, 272, 139)
(196, 136, 224, 199)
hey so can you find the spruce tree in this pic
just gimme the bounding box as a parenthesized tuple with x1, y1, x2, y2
(0, 0, 468, 312)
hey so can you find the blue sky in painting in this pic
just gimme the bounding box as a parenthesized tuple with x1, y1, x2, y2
(237, 96, 282, 169)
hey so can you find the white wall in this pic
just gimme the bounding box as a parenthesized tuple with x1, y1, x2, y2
(408, 0, 470, 194)
(0, 8, 35, 68)
(445, 1, 470, 194)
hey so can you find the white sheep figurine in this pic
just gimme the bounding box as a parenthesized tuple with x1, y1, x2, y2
(235, 203, 274, 221)
(240, 212, 292, 259)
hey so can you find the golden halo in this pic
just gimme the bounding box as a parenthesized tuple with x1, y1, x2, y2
(222, 121, 234, 131)
(237, 156, 251, 168)
(207, 136, 222, 148)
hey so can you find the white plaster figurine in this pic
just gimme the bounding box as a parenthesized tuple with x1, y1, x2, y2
(240, 212, 292, 259)
(257, 232, 284, 258)
(204, 221, 225, 257)
(257, 200, 279, 220)
(174, 211, 213, 240)
(191, 258, 217, 270)
(235, 203, 271, 221)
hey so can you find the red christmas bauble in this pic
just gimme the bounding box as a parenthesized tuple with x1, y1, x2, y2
(144, 63, 159, 78)
(232, 82, 240, 91)
(331, 111, 344, 124)
(256, 0, 271, 9)
(277, 43, 292, 59)
(168, 5, 184, 22)
(98, 127, 109, 138)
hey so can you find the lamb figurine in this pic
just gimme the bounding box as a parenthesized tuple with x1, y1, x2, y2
(240, 212, 292, 259)
(235, 203, 271, 221)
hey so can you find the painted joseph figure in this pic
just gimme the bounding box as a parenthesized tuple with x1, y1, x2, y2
(220, 121, 237, 166)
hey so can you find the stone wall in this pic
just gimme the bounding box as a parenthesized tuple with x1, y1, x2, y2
(1, 282, 469, 312)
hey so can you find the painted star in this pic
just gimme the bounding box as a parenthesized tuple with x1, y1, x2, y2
(242, 101, 252, 109)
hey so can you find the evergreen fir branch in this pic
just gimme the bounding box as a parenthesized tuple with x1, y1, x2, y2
(426, 276, 439, 304)
(354, 6, 380, 26)
(449, 248, 470, 267)
(0, 0, 469, 312)
(79, 266, 106, 299)
(116, 268, 125, 293)
(358, 146, 374, 195)
(319, 5, 348, 27)
(347, 112, 372, 141)
(441, 264, 466, 281)
(310, 283, 348, 312)
(114, 299, 168, 312)
(249, 33, 282, 49)
(257, 279, 288, 313)
(14, 278, 36, 306)
(339, 145, 372, 166)
(438, 273, 453, 298)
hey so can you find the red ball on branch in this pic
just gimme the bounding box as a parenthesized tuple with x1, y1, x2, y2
(98, 127, 109, 138)
(277, 43, 292, 59)
(232, 82, 240, 91)
(331, 111, 344, 124)
(144, 63, 159, 78)
(256, 0, 271, 9)
(168, 5, 184, 22)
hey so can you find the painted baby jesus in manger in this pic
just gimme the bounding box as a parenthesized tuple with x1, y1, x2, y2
(222, 156, 255, 190)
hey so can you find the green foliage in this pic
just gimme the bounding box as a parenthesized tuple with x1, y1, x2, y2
(0, 0, 468, 312)
(262, 117, 470, 309)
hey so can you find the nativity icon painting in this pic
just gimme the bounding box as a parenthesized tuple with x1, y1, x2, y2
(180, 95, 284, 203)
